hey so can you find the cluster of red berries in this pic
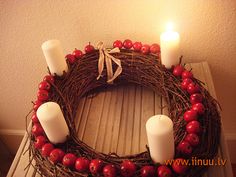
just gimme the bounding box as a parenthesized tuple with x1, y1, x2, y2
(31, 75, 54, 149)
(173, 65, 205, 159)
(65, 43, 95, 64)
(113, 39, 160, 55)
(65, 40, 160, 65)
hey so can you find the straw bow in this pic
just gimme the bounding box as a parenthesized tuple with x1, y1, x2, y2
(96, 41, 122, 84)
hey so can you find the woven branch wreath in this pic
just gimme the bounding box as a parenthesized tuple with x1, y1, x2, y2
(28, 40, 221, 177)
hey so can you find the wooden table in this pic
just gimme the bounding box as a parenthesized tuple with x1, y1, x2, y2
(7, 62, 234, 177)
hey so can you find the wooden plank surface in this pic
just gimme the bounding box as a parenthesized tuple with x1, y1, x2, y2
(7, 62, 233, 177)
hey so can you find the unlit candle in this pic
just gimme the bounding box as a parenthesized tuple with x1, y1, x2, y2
(36, 102, 69, 144)
(41, 40, 68, 76)
(146, 115, 174, 164)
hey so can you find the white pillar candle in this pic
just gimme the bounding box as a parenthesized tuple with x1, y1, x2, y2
(41, 40, 68, 76)
(146, 115, 174, 164)
(36, 102, 69, 144)
(160, 23, 180, 69)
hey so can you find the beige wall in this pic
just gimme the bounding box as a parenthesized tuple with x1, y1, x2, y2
(0, 0, 235, 156)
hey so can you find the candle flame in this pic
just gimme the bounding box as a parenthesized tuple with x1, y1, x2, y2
(166, 22, 174, 31)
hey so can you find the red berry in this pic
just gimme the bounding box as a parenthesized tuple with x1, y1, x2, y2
(141, 44, 150, 54)
(41, 143, 54, 157)
(34, 100, 42, 105)
(183, 110, 198, 122)
(38, 81, 51, 90)
(186, 121, 201, 134)
(172, 158, 188, 174)
(157, 165, 172, 177)
(184, 133, 200, 146)
(173, 65, 185, 77)
(113, 40, 123, 49)
(187, 83, 200, 94)
(89, 159, 104, 175)
(192, 103, 205, 115)
(190, 93, 203, 105)
(75, 157, 90, 172)
(32, 113, 39, 123)
(32, 123, 44, 136)
(182, 70, 193, 79)
(103, 164, 117, 177)
(73, 49, 83, 59)
(84, 43, 95, 54)
(34, 136, 46, 149)
(123, 39, 133, 49)
(140, 166, 155, 177)
(177, 141, 192, 155)
(33, 100, 42, 111)
(181, 78, 193, 90)
(49, 148, 65, 164)
(43, 75, 54, 83)
(37, 89, 49, 101)
(63, 153, 77, 168)
(133, 42, 142, 52)
(66, 54, 76, 64)
(120, 160, 136, 177)
(57, 149, 65, 157)
(150, 43, 160, 54)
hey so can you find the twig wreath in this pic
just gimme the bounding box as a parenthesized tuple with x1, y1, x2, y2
(28, 40, 221, 177)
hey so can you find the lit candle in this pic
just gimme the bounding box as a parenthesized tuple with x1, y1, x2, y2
(160, 22, 180, 69)
(41, 40, 68, 76)
(146, 115, 174, 164)
(36, 102, 69, 144)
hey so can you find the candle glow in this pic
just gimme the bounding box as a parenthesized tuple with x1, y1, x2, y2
(160, 22, 180, 69)
(166, 22, 174, 31)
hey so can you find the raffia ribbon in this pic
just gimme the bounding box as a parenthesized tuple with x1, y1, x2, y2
(96, 41, 122, 84)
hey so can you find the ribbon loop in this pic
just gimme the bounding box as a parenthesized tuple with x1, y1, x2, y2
(96, 42, 122, 84)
